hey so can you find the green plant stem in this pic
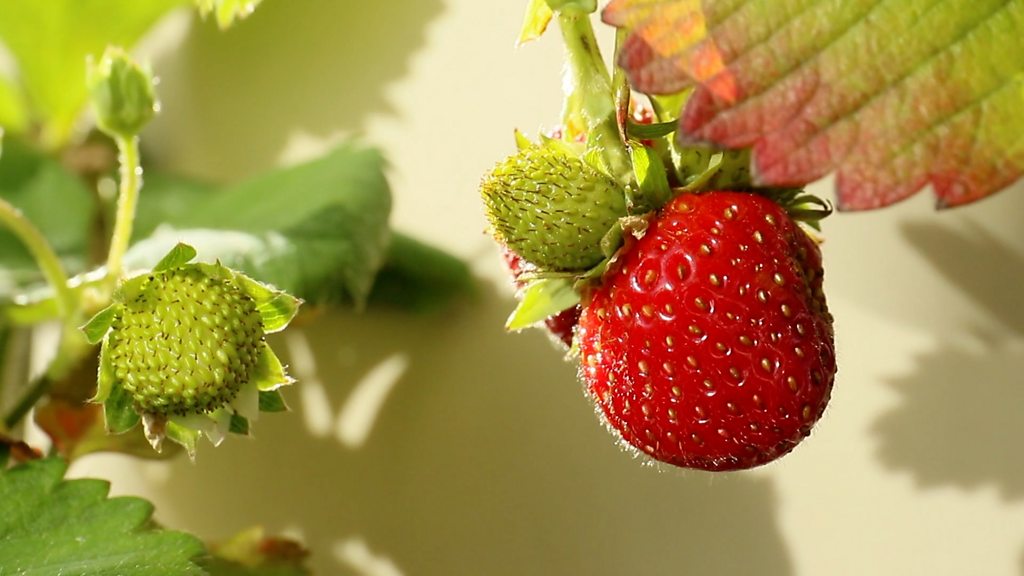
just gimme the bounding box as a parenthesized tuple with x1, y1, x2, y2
(0, 199, 76, 319)
(557, 11, 631, 180)
(105, 135, 141, 282)
(2, 375, 51, 430)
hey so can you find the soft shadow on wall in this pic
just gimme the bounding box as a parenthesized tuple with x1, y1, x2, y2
(873, 213, 1024, 500)
(130, 281, 796, 576)
(147, 0, 444, 181)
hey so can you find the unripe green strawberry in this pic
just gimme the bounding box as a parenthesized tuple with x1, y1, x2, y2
(481, 144, 626, 271)
(83, 243, 302, 456)
(107, 266, 264, 416)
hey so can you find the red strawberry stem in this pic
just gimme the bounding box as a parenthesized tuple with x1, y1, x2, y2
(556, 11, 630, 182)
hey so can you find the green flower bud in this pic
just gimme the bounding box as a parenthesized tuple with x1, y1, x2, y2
(87, 47, 158, 138)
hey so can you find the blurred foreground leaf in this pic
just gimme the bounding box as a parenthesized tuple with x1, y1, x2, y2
(0, 458, 204, 574)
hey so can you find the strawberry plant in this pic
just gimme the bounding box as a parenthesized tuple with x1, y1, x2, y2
(484, 0, 1021, 472)
(0, 2, 470, 573)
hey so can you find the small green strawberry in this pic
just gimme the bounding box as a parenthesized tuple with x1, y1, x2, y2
(481, 142, 627, 271)
(82, 243, 301, 457)
(107, 266, 264, 416)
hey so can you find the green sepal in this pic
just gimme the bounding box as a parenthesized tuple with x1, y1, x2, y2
(228, 414, 250, 435)
(80, 304, 119, 345)
(92, 337, 116, 403)
(514, 129, 534, 151)
(152, 242, 197, 272)
(258, 390, 288, 413)
(250, 342, 293, 392)
(629, 143, 672, 212)
(165, 421, 199, 460)
(103, 385, 140, 434)
(627, 119, 677, 140)
(115, 274, 151, 304)
(581, 147, 614, 180)
(506, 278, 580, 331)
(681, 150, 725, 192)
(233, 273, 301, 333)
(599, 221, 625, 259)
(518, 0, 554, 45)
(194, 261, 234, 283)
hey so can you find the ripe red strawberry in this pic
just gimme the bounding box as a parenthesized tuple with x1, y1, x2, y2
(577, 191, 835, 471)
(501, 247, 580, 349)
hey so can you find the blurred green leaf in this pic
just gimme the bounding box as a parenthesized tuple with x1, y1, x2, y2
(369, 233, 475, 312)
(0, 75, 28, 133)
(128, 144, 392, 306)
(0, 139, 92, 296)
(132, 172, 217, 241)
(0, 0, 185, 147)
(0, 458, 204, 574)
(178, 143, 391, 233)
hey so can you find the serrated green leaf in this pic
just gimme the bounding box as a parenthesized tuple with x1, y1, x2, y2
(103, 384, 140, 434)
(607, 0, 1024, 209)
(152, 242, 198, 272)
(0, 0, 186, 147)
(518, 0, 554, 45)
(0, 458, 204, 575)
(506, 278, 580, 331)
(80, 304, 119, 345)
(258, 390, 288, 413)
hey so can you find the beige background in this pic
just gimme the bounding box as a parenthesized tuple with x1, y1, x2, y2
(68, 1, 1024, 575)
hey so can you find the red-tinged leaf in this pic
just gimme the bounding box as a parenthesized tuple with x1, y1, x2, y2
(607, 0, 1024, 210)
